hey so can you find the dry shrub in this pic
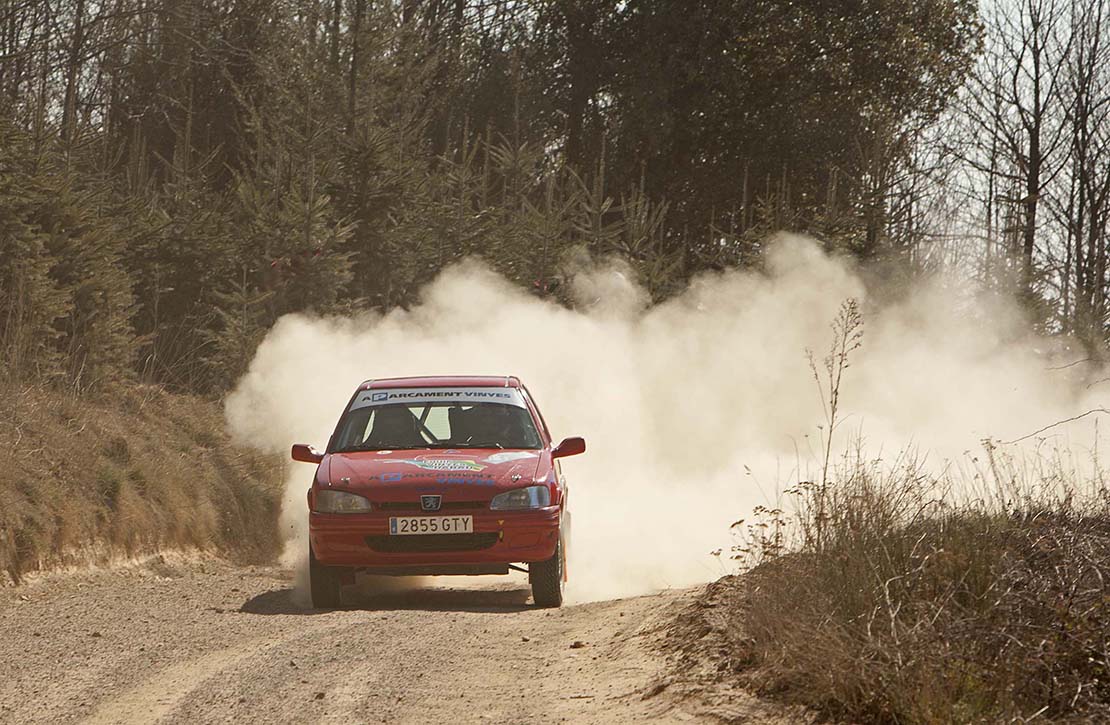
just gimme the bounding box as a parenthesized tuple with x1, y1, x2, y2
(729, 450, 1110, 723)
(0, 382, 283, 582)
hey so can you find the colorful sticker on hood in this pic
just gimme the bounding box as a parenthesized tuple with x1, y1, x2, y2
(391, 458, 487, 472)
(485, 451, 539, 464)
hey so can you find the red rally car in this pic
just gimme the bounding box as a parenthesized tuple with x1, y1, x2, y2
(291, 376, 585, 608)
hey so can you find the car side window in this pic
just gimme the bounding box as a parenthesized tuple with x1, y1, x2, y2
(521, 387, 551, 441)
(358, 410, 376, 444)
(353, 410, 376, 446)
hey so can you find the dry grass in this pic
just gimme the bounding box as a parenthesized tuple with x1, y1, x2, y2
(724, 448, 1110, 723)
(0, 382, 283, 583)
(711, 299, 1110, 722)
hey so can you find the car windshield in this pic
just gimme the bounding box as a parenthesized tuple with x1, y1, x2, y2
(332, 398, 543, 453)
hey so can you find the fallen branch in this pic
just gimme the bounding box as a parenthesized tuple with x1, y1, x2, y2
(1047, 358, 1097, 371)
(1005, 409, 1110, 444)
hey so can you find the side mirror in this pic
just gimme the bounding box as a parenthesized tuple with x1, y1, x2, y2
(552, 436, 586, 459)
(291, 444, 324, 464)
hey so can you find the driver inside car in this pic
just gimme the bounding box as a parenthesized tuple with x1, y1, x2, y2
(363, 406, 425, 448)
(447, 405, 523, 447)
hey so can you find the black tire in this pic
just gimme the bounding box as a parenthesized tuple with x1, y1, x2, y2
(309, 545, 342, 609)
(530, 534, 565, 608)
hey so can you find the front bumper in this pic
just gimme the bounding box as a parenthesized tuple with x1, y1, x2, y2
(309, 505, 561, 569)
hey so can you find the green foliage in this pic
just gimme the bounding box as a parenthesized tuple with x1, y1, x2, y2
(0, 0, 983, 393)
(0, 121, 135, 389)
(37, 175, 136, 389)
(603, 0, 981, 259)
(0, 128, 70, 381)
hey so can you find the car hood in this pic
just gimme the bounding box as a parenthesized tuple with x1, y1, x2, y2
(318, 448, 548, 502)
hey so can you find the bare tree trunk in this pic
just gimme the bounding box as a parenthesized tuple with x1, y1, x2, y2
(1024, 131, 1041, 291)
(563, 4, 595, 170)
(347, 0, 365, 133)
(969, 0, 1070, 305)
(61, 0, 86, 142)
(401, 0, 418, 26)
(330, 0, 341, 71)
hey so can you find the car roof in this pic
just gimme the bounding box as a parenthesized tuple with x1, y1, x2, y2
(359, 376, 521, 390)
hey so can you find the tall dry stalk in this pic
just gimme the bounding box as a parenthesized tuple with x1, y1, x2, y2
(806, 297, 864, 549)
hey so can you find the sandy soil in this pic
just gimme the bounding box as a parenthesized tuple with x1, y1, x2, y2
(0, 555, 789, 724)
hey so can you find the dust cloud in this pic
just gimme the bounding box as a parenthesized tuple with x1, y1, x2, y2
(226, 234, 1107, 602)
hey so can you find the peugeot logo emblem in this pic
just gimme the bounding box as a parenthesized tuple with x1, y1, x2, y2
(420, 495, 442, 512)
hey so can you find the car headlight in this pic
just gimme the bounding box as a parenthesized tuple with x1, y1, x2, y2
(489, 485, 551, 511)
(315, 489, 373, 513)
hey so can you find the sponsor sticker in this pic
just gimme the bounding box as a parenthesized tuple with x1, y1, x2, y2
(349, 387, 526, 411)
(436, 474, 496, 486)
(485, 451, 538, 464)
(393, 458, 486, 472)
(370, 469, 496, 484)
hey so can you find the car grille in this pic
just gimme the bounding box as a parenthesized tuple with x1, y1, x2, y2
(377, 501, 485, 512)
(365, 533, 500, 553)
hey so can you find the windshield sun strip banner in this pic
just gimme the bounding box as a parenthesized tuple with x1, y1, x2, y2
(348, 387, 527, 411)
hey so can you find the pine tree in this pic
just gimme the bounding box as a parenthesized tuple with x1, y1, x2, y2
(0, 129, 71, 382)
(0, 121, 135, 389)
(34, 162, 136, 390)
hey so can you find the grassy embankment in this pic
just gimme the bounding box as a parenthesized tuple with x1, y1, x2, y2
(0, 383, 283, 584)
(721, 451, 1110, 723)
(712, 301, 1110, 722)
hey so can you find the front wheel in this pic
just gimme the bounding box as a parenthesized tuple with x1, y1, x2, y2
(309, 545, 342, 608)
(530, 534, 565, 608)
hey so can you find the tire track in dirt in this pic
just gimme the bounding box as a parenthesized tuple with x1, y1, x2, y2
(86, 643, 262, 725)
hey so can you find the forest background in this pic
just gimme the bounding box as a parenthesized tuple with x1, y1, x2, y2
(9, 0, 1095, 392)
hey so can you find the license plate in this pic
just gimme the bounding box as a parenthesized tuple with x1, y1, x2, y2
(389, 515, 474, 536)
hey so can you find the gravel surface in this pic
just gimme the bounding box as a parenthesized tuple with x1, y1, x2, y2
(0, 555, 747, 724)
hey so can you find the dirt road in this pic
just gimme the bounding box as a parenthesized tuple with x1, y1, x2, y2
(0, 555, 785, 724)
